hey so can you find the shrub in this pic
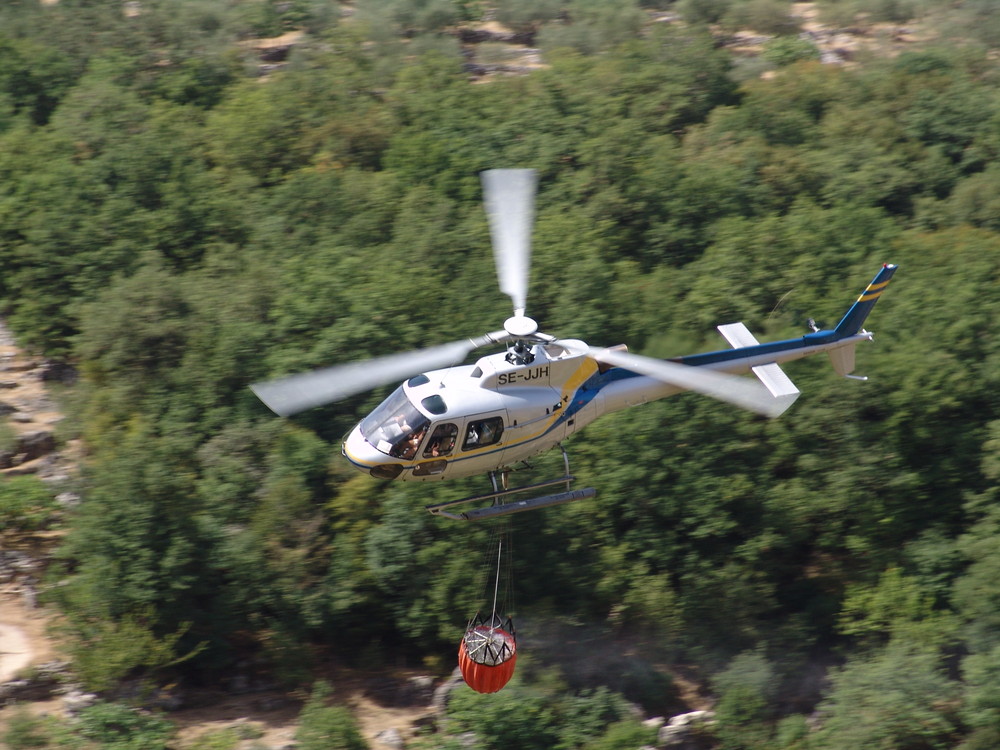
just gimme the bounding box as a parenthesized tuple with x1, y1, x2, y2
(295, 682, 369, 750)
(76, 701, 174, 750)
(0, 475, 58, 532)
(762, 37, 821, 66)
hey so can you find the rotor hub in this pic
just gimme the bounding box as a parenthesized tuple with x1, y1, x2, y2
(504, 315, 538, 339)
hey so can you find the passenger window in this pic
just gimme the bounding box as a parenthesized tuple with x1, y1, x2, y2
(463, 417, 504, 451)
(424, 423, 458, 458)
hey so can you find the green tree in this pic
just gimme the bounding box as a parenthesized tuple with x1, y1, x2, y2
(814, 642, 960, 749)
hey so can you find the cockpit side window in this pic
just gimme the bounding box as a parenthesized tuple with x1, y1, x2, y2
(360, 385, 430, 459)
(424, 423, 458, 458)
(463, 417, 504, 451)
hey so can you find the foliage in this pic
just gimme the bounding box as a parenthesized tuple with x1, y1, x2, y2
(0, 476, 59, 532)
(813, 642, 961, 747)
(0, 707, 51, 750)
(75, 701, 175, 750)
(1, 0, 1000, 747)
(581, 720, 658, 750)
(762, 37, 821, 67)
(722, 0, 801, 35)
(295, 681, 369, 750)
(445, 680, 638, 750)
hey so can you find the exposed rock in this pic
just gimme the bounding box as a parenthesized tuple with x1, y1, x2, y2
(0, 551, 39, 582)
(15, 430, 56, 462)
(56, 492, 82, 508)
(259, 44, 294, 63)
(63, 689, 99, 715)
(659, 710, 716, 749)
(38, 361, 78, 385)
(431, 668, 465, 715)
(2, 362, 38, 373)
(374, 727, 404, 749)
(456, 27, 534, 46)
(0, 661, 70, 703)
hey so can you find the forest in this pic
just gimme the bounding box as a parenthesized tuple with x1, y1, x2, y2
(1, 0, 1000, 748)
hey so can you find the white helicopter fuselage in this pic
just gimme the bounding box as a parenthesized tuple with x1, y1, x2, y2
(341, 328, 873, 482)
(250, 164, 897, 512)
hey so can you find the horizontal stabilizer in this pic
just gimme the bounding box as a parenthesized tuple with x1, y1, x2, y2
(717, 322, 761, 349)
(717, 322, 801, 405)
(751, 363, 800, 400)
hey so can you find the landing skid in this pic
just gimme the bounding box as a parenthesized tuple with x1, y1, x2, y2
(425, 445, 597, 521)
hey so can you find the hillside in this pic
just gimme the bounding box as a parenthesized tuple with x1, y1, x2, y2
(2, 1, 1000, 749)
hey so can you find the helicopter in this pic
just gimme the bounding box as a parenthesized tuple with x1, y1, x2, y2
(252, 169, 897, 521)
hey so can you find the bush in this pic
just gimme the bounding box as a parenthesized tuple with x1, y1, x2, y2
(723, 0, 801, 35)
(583, 720, 658, 750)
(762, 37, 821, 66)
(76, 701, 174, 750)
(677, 0, 733, 25)
(1, 707, 50, 749)
(0, 475, 58, 532)
(295, 682, 369, 750)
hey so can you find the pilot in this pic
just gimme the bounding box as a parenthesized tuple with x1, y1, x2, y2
(400, 427, 425, 459)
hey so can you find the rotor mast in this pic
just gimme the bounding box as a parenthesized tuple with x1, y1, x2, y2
(482, 168, 542, 365)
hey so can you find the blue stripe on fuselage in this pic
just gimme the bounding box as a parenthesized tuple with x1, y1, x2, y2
(389, 331, 841, 476)
(675, 329, 838, 367)
(563, 331, 837, 417)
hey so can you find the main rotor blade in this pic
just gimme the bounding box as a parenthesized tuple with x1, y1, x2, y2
(482, 168, 536, 317)
(252, 332, 508, 417)
(589, 348, 796, 418)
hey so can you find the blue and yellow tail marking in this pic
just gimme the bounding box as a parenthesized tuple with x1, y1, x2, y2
(834, 264, 897, 337)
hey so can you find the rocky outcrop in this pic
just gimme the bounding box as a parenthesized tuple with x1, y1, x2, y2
(0, 661, 71, 704)
(0, 319, 78, 481)
(659, 710, 716, 749)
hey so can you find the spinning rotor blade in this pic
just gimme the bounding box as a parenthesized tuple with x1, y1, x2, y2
(589, 348, 796, 418)
(252, 331, 509, 417)
(482, 169, 537, 317)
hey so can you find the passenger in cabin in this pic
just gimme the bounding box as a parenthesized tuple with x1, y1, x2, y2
(425, 425, 458, 458)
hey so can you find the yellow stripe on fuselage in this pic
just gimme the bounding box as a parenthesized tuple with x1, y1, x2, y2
(426, 357, 602, 466)
(460, 356, 600, 457)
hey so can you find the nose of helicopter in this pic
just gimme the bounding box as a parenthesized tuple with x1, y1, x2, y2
(342, 424, 404, 479)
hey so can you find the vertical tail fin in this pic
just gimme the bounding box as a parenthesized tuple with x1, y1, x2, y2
(834, 264, 898, 337)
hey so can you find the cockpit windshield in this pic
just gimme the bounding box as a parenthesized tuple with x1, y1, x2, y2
(359, 385, 430, 460)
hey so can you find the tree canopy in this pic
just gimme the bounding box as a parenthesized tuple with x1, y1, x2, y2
(2, 1, 1000, 747)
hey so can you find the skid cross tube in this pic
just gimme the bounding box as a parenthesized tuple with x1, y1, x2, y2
(425, 444, 595, 520)
(425, 476, 577, 518)
(460, 488, 597, 521)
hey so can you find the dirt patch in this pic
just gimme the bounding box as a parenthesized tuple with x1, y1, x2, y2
(170, 692, 302, 750)
(168, 676, 437, 749)
(350, 690, 437, 747)
(0, 624, 32, 683)
(0, 589, 58, 682)
(0, 591, 63, 737)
